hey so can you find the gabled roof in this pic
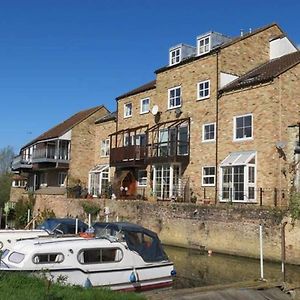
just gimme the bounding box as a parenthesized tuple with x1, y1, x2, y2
(220, 51, 300, 93)
(22, 105, 105, 149)
(116, 80, 156, 100)
(95, 111, 116, 124)
(155, 23, 282, 74)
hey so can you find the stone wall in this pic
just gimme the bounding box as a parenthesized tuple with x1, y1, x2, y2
(34, 195, 300, 265)
(9, 187, 28, 203)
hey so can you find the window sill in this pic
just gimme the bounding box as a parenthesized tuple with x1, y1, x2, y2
(197, 96, 210, 101)
(140, 111, 149, 115)
(168, 105, 182, 110)
(219, 200, 257, 203)
(202, 184, 215, 187)
(124, 115, 132, 119)
(233, 137, 253, 142)
(202, 139, 215, 143)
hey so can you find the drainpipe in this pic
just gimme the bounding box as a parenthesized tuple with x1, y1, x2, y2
(215, 50, 220, 205)
(281, 221, 288, 282)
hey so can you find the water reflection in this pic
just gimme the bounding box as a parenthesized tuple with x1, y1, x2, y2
(164, 245, 300, 289)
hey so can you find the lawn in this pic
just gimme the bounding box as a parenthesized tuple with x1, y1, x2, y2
(0, 272, 145, 300)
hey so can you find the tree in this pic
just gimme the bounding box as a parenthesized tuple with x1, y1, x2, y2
(0, 146, 15, 174)
(0, 146, 15, 208)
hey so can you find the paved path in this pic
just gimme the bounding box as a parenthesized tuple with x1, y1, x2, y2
(143, 281, 295, 300)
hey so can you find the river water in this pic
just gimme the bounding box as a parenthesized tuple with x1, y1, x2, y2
(164, 245, 300, 289)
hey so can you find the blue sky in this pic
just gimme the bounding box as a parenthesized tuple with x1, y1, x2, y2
(0, 0, 299, 152)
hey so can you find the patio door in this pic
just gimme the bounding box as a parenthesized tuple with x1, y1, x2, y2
(221, 166, 244, 201)
(153, 164, 181, 199)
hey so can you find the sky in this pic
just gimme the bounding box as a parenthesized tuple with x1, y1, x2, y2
(0, 0, 299, 152)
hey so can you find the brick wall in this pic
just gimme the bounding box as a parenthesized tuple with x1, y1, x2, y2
(220, 25, 282, 75)
(68, 107, 109, 187)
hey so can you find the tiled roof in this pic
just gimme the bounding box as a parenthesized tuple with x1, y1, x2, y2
(22, 105, 105, 149)
(220, 51, 300, 93)
(116, 80, 156, 100)
(95, 111, 117, 124)
(155, 23, 282, 74)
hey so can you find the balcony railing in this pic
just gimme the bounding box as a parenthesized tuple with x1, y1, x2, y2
(11, 155, 32, 170)
(32, 148, 70, 163)
(110, 145, 147, 166)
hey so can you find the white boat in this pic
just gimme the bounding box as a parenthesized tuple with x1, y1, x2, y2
(0, 218, 88, 251)
(0, 222, 175, 291)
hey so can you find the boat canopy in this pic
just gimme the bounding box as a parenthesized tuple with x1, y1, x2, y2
(93, 222, 168, 263)
(37, 218, 88, 234)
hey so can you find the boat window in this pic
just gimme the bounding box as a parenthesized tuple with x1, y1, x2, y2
(1, 249, 10, 259)
(78, 248, 123, 264)
(8, 252, 25, 263)
(32, 253, 64, 264)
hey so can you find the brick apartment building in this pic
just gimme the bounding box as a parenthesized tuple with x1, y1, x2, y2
(10, 106, 110, 201)
(109, 23, 300, 206)
(11, 23, 300, 207)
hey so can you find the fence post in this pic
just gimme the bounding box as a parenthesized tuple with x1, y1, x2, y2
(259, 188, 263, 206)
(274, 188, 278, 207)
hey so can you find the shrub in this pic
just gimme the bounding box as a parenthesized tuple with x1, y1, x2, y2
(81, 201, 101, 216)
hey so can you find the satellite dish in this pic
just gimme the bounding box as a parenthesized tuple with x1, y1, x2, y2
(275, 141, 287, 149)
(151, 105, 159, 116)
(175, 107, 182, 118)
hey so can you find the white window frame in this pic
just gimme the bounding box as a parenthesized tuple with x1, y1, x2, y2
(12, 179, 26, 188)
(124, 103, 132, 118)
(140, 98, 150, 114)
(40, 173, 48, 187)
(202, 122, 216, 142)
(137, 170, 147, 187)
(197, 80, 210, 100)
(88, 166, 110, 197)
(197, 36, 211, 55)
(169, 48, 181, 66)
(219, 152, 257, 203)
(58, 172, 67, 187)
(202, 166, 216, 187)
(233, 114, 253, 141)
(153, 164, 181, 199)
(168, 86, 182, 110)
(100, 139, 110, 157)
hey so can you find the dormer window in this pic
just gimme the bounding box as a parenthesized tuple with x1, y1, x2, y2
(197, 36, 210, 55)
(169, 48, 181, 66)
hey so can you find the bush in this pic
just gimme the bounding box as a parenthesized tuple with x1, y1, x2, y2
(14, 193, 36, 228)
(81, 201, 101, 216)
(289, 192, 300, 223)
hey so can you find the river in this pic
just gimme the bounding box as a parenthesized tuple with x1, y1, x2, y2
(164, 245, 300, 289)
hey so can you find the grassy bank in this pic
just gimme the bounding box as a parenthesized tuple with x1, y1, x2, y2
(0, 272, 145, 300)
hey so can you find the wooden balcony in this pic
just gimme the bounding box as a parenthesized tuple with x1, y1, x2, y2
(146, 141, 190, 165)
(110, 145, 147, 167)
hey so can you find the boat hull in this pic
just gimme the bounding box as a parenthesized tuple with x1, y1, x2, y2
(0, 262, 174, 291)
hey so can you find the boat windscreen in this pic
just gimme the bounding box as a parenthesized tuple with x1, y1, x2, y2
(37, 219, 88, 234)
(124, 230, 168, 262)
(93, 223, 168, 262)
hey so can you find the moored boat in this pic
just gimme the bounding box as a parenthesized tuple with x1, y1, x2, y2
(0, 218, 88, 251)
(0, 222, 175, 291)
